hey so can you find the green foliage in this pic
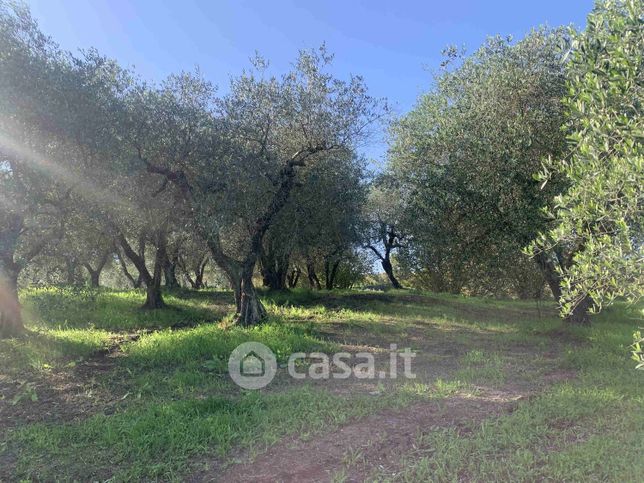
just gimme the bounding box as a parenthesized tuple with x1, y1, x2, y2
(632, 330, 644, 369)
(389, 28, 570, 296)
(534, 0, 643, 315)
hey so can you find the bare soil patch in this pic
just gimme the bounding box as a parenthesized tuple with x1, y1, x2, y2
(202, 387, 528, 482)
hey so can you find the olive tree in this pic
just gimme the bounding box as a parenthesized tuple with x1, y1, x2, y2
(140, 49, 385, 325)
(532, 0, 643, 321)
(362, 176, 406, 289)
(260, 149, 367, 291)
(0, 3, 74, 335)
(389, 29, 569, 300)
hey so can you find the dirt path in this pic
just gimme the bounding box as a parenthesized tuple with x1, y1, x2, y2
(194, 385, 529, 482)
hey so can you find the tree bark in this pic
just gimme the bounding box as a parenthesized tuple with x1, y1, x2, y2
(65, 258, 81, 286)
(287, 267, 301, 288)
(143, 228, 167, 309)
(0, 265, 22, 338)
(565, 295, 593, 326)
(117, 230, 165, 310)
(236, 264, 266, 326)
(0, 214, 24, 337)
(534, 250, 593, 325)
(261, 262, 288, 290)
(116, 248, 137, 288)
(306, 258, 321, 290)
(163, 254, 180, 289)
(194, 258, 208, 289)
(262, 268, 287, 290)
(381, 257, 402, 289)
(365, 223, 405, 290)
(534, 251, 563, 301)
(324, 258, 341, 290)
(83, 250, 111, 288)
(88, 269, 100, 288)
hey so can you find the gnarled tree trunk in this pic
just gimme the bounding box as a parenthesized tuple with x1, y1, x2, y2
(0, 265, 22, 338)
(116, 247, 137, 288)
(566, 295, 593, 326)
(534, 250, 592, 325)
(163, 256, 180, 289)
(83, 249, 111, 288)
(1, 214, 24, 338)
(306, 257, 321, 290)
(237, 264, 266, 327)
(287, 267, 301, 288)
(381, 257, 402, 289)
(259, 240, 289, 290)
(194, 257, 208, 289)
(365, 223, 405, 289)
(143, 228, 167, 309)
(324, 257, 341, 290)
(117, 228, 166, 310)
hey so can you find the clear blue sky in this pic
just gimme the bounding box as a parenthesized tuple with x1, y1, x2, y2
(26, 0, 592, 163)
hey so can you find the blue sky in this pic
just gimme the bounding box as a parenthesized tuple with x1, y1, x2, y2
(26, 0, 592, 162)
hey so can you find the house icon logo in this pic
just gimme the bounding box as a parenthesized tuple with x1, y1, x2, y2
(241, 351, 265, 376)
(228, 342, 277, 389)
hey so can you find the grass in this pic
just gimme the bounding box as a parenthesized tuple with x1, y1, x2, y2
(1, 288, 642, 481)
(12, 386, 423, 481)
(379, 306, 644, 482)
(22, 286, 228, 330)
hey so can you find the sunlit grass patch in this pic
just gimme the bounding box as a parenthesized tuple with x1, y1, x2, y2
(122, 318, 337, 370)
(0, 327, 113, 374)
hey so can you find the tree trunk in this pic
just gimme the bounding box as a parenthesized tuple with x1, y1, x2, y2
(381, 256, 402, 289)
(236, 265, 266, 326)
(83, 250, 110, 289)
(534, 251, 594, 325)
(143, 228, 167, 309)
(134, 274, 143, 289)
(118, 230, 165, 310)
(534, 251, 563, 301)
(306, 259, 321, 290)
(66, 258, 81, 286)
(0, 266, 23, 338)
(163, 258, 180, 289)
(116, 248, 137, 288)
(143, 281, 165, 309)
(325, 258, 341, 290)
(260, 243, 289, 291)
(261, 265, 287, 290)
(565, 295, 593, 326)
(88, 269, 100, 288)
(287, 267, 300, 288)
(0, 214, 25, 337)
(194, 258, 207, 289)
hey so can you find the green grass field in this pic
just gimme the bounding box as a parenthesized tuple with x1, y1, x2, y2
(1, 288, 642, 481)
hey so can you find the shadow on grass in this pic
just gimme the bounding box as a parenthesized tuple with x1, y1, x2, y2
(21, 287, 232, 332)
